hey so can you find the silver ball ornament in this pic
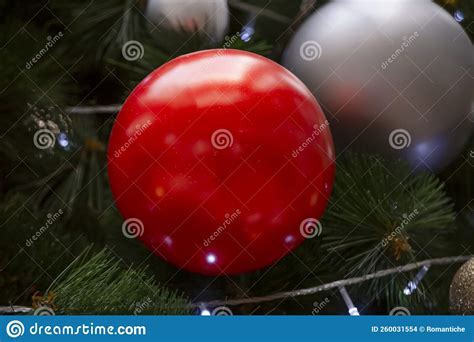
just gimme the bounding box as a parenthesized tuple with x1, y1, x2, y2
(282, 0, 473, 171)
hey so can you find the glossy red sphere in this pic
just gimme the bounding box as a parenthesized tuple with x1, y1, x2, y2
(107, 49, 335, 275)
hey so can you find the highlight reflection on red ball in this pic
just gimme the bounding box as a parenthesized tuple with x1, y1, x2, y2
(107, 49, 335, 275)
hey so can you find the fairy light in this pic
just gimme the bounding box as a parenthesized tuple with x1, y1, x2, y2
(454, 10, 464, 22)
(404, 265, 430, 295)
(199, 304, 211, 316)
(57, 132, 70, 150)
(240, 25, 255, 42)
(338, 286, 360, 316)
(240, 13, 256, 42)
(201, 309, 211, 316)
(206, 254, 217, 264)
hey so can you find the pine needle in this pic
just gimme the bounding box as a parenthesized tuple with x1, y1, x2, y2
(46, 247, 191, 315)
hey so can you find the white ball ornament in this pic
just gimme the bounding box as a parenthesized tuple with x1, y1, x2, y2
(145, 0, 229, 43)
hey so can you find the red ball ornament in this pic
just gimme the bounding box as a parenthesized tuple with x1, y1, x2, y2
(108, 49, 335, 275)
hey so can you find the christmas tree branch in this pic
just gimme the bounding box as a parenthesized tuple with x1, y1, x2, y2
(66, 104, 122, 115)
(192, 255, 472, 308)
(0, 248, 190, 315)
(0, 306, 32, 315)
(0, 255, 471, 314)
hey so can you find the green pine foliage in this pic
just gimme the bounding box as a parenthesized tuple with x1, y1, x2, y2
(0, 194, 89, 305)
(50, 0, 147, 64)
(0, 21, 70, 117)
(46, 248, 191, 315)
(322, 154, 457, 311)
